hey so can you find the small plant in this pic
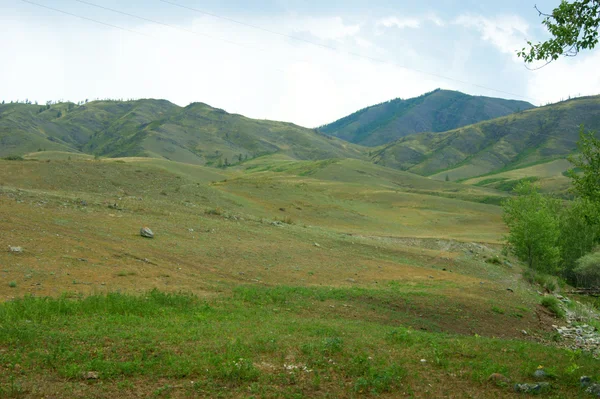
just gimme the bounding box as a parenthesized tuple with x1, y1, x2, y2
(8, 281, 16, 288)
(491, 306, 505, 314)
(277, 215, 294, 225)
(205, 207, 223, 216)
(485, 256, 502, 265)
(541, 296, 565, 319)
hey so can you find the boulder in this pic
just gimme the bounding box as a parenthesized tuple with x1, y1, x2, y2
(140, 227, 154, 238)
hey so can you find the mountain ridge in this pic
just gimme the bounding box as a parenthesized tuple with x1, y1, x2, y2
(319, 89, 535, 146)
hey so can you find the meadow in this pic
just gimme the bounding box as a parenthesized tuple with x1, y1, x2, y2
(0, 155, 598, 398)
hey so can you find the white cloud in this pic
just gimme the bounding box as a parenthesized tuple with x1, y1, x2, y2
(377, 16, 421, 29)
(0, 12, 454, 127)
(454, 14, 529, 58)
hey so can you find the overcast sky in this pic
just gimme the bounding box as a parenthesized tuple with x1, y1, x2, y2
(2, 0, 599, 127)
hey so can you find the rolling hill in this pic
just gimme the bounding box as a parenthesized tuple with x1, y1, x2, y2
(372, 95, 600, 181)
(318, 89, 535, 146)
(0, 99, 364, 164)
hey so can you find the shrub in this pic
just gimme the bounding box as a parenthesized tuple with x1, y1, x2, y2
(541, 296, 565, 319)
(2, 155, 24, 161)
(574, 252, 600, 288)
(205, 207, 223, 216)
(8, 281, 17, 288)
(277, 215, 294, 225)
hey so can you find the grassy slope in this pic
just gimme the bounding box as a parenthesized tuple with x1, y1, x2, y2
(373, 95, 600, 181)
(0, 100, 365, 164)
(319, 89, 534, 146)
(0, 157, 596, 398)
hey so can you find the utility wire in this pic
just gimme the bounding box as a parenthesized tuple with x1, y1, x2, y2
(159, 0, 540, 103)
(20, 0, 151, 37)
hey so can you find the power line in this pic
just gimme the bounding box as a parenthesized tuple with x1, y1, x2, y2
(20, 0, 151, 37)
(159, 0, 540, 104)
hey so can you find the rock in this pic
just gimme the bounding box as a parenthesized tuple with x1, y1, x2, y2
(83, 371, 99, 380)
(314, 242, 320, 247)
(514, 382, 550, 394)
(521, 330, 528, 335)
(580, 376, 592, 388)
(533, 369, 547, 380)
(140, 227, 154, 238)
(587, 383, 600, 397)
(488, 373, 510, 385)
(9, 246, 23, 253)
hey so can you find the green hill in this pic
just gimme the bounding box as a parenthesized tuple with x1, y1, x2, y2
(0, 99, 364, 164)
(319, 89, 534, 146)
(372, 95, 600, 181)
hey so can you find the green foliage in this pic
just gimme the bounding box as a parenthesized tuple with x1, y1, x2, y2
(567, 126, 600, 204)
(519, 1, 600, 62)
(523, 269, 559, 292)
(2, 155, 24, 161)
(557, 198, 600, 282)
(574, 252, 600, 288)
(502, 182, 562, 273)
(541, 296, 566, 319)
(8, 281, 16, 288)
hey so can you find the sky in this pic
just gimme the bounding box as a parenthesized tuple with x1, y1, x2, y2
(2, 0, 600, 127)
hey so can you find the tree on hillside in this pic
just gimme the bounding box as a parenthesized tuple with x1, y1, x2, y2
(519, 0, 600, 63)
(567, 126, 600, 205)
(502, 182, 562, 273)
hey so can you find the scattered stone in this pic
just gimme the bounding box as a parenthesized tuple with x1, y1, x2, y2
(420, 359, 427, 363)
(514, 382, 550, 394)
(188, 228, 194, 232)
(554, 322, 600, 358)
(586, 383, 600, 397)
(271, 221, 284, 227)
(488, 373, 510, 385)
(9, 246, 23, 253)
(521, 330, 528, 335)
(314, 242, 320, 247)
(346, 278, 356, 283)
(140, 227, 154, 238)
(83, 371, 99, 380)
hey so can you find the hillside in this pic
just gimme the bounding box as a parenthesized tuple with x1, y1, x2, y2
(0, 99, 364, 164)
(372, 95, 600, 181)
(319, 89, 534, 146)
(2, 156, 598, 397)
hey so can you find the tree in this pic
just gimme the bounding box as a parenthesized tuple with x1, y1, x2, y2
(502, 182, 562, 273)
(519, 0, 600, 63)
(557, 198, 600, 282)
(445, 174, 450, 182)
(567, 126, 600, 205)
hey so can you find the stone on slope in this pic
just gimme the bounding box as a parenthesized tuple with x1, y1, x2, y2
(140, 227, 154, 238)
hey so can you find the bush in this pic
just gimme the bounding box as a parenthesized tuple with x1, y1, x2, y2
(2, 155, 24, 161)
(541, 296, 565, 319)
(523, 269, 558, 293)
(205, 207, 223, 216)
(574, 252, 600, 288)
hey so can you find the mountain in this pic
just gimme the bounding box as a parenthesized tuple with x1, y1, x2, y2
(0, 99, 364, 165)
(319, 89, 535, 146)
(371, 95, 600, 181)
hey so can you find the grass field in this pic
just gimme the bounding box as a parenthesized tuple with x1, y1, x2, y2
(0, 157, 597, 398)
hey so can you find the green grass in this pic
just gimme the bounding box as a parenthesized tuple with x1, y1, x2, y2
(0, 289, 597, 397)
(541, 296, 566, 319)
